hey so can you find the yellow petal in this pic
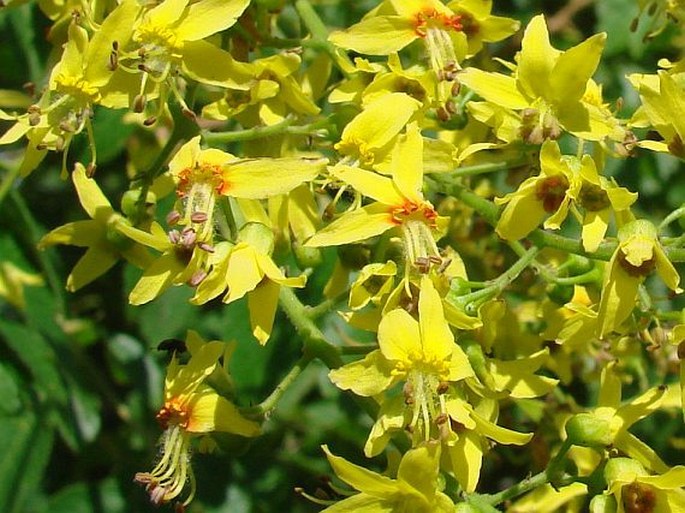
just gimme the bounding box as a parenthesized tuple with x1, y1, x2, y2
(129, 252, 186, 305)
(378, 308, 421, 363)
(331, 165, 404, 206)
(305, 203, 394, 247)
(459, 68, 529, 109)
(188, 389, 260, 436)
(66, 245, 118, 292)
(175, 0, 250, 41)
(495, 183, 547, 241)
(582, 209, 610, 253)
(549, 33, 606, 105)
(472, 412, 533, 445)
(72, 163, 114, 221)
(224, 244, 263, 302)
(247, 280, 280, 345)
(418, 276, 454, 361)
(329, 16, 417, 55)
(329, 350, 396, 397)
(597, 254, 641, 338)
(448, 430, 483, 493)
(222, 157, 326, 199)
(322, 445, 399, 497)
(337, 93, 421, 162)
(517, 15, 559, 101)
(391, 122, 424, 204)
(39, 220, 102, 248)
(181, 40, 253, 89)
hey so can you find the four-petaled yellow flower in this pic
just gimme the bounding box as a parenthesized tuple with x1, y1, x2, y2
(460, 15, 612, 143)
(135, 331, 260, 507)
(39, 163, 153, 291)
(307, 122, 448, 273)
(330, 276, 473, 445)
(597, 220, 681, 337)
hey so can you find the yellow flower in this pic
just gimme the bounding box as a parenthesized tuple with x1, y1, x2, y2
(329, 0, 468, 77)
(460, 15, 613, 142)
(39, 163, 152, 291)
(446, 0, 519, 57)
(0, 6, 139, 175)
(111, 0, 253, 116)
(118, 136, 324, 305)
(435, 391, 534, 492)
(135, 331, 260, 507)
(322, 442, 455, 513)
(496, 140, 581, 241)
(603, 457, 685, 513)
(202, 52, 320, 127)
(0, 262, 43, 310)
(630, 71, 685, 159)
(330, 277, 473, 443)
(568, 362, 669, 473)
(334, 92, 421, 168)
(191, 223, 307, 345)
(597, 220, 681, 338)
(308, 123, 448, 274)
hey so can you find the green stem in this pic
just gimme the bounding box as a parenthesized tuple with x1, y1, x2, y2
(552, 267, 602, 285)
(294, 0, 353, 76)
(278, 287, 343, 369)
(278, 287, 379, 417)
(241, 353, 313, 417)
(659, 206, 685, 233)
(451, 159, 529, 178)
(453, 246, 539, 313)
(480, 438, 574, 506)
(202, 117, 331, 145)
(305, 289, 348, 319)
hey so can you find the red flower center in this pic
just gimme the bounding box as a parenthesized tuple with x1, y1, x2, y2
(414, 8, 463, 38)
(156, 398, 190, 430)
(390, 200, 438, 226)
(535, 175, 569, 213)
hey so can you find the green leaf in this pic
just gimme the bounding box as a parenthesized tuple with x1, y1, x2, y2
(48, 479, 125, 513)
(0, 320, 68, 406)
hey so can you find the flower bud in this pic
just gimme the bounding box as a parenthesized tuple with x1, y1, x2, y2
(547, 283, 575, 305)
(604, 458, 647, 485)
(239, 222, 274, 255)
(589, 494, 618, 513)
(120, 189, 157, 220)
(565, 413, 613, 447)
(293, 242, 322, 269)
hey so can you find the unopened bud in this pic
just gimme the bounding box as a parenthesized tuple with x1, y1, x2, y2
(293, 242, 322, 269)
(565, 413, 613, 447)
(589, 494, 618, 513)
